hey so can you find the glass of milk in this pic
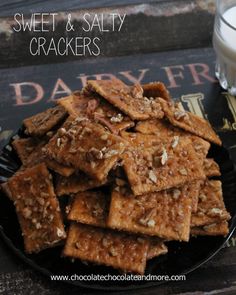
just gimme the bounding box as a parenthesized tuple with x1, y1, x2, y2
(213, 0, 236, 96)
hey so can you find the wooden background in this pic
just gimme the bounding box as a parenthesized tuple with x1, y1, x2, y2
(0, 1, 236, 294)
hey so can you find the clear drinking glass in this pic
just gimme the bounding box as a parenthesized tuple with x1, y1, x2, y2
(213, 0, 236, 96)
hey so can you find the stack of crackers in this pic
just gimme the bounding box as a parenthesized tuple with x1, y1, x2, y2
(1, 79, 231, 274)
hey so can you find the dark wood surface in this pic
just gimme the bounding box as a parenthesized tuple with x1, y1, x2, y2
(0, 1, 236, 294)
(0, 0, 216, 68)
(0, 0, 171, 17)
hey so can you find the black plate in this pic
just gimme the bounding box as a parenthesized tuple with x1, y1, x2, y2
(0, 131, 236, 291)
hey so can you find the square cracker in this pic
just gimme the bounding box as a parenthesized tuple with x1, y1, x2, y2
(57, 92, 134, 134)
(189, 180, 202, 213)
(122, 138, 205, 196)
(203, 158, 221, 177)
(20, 139, 74, 177)
(63, 223, 149, 274)
(191, 221, 229, 236)
(147, 239, 168, 260)
(120, 131, 163, 148)
(67, 190, 168, 261)
(190, 136, 210, 161)
(55, 172, 108, 197)
(108, 185, 193, 241)
(45, 119, 126, 181)
(57, 93, 84, 118)
(12, 137, 39, 165)
(135, 119, 180, 136)
(67, 191, 110, 227)
(135, 120, 210, 161)
(158, 98, 222, 145)
(142, 82, 172, 102)
(87, 79, 164, 121)
(23, 105, 67, 137)
(191, 180, 231, 227)
(45, 159, 75, 177)
(6, 163, 66, 253)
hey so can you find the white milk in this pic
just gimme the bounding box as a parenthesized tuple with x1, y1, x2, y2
(213, 6, 236, 94)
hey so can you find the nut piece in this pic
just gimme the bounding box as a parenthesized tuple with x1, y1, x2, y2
(209, 208, 223, 216)
(147, 219, 156, 228)
(101, 134, 108, 141)
(179, 168, 188, 176)
(149, 170, 157, 183)
(22, 208, 32, 219)
(110, 113, 123, 123)
(199, 193, 207, 202)
(57, 138, 61, 147)
(161, 148, 168, 165)
(57, 227, 65, 237)
(86, 147, 103, 161)
(109, 247, 118, 257)
(172, 189, 181, 199)
(172, 136, 179, 148)
(75, 241, 80, 249)
(174, 110, 188, 120)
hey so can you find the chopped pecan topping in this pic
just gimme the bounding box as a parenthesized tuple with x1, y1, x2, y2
(75, 241, 80, 249)
(172, 189, 181, 199)
(179, 168, 188, 176)
(110, 113, 123, 123)
(172, 136, 179, 148)
(109, 247, 118, 257)
(57, 227, 65, 237)
(161, 148, 168, 165)
(174, 110, 188, 120)
(86, 147, 103, 161)
(22, 208, 32, 219)
(148, 170, 157, 183)
(131, 84, 143, 99)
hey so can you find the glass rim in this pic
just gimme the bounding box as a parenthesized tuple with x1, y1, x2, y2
(216, 0, 236, 31)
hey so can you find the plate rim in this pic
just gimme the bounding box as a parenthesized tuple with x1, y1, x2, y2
(0, 141, 236, 291)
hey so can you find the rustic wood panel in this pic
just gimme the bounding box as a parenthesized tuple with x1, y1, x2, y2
(0, 0, 171, 17)
(0, 0, 216, 68)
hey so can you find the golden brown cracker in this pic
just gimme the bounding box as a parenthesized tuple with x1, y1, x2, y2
(142, 82, 172, 102)
(191, 221, 229, 236)
(135, 119, 179, 136)
(58, 91, 134, 134)
(189, 181, 202, 213)
(57, 92, 86, 118)
(55, 172, 108, 196)
(122, 138, 205, 196)
(158, 98, 222, 145)
(120, 131, 162, 148)
(20, 140, 74, 177)
(203, 158, 221, 177)
(87, 79, 164, 121)
(12, 137, 38, 165)
(63, 223, 149, 274)
(67, 191, 110, 227)
(67, 191, 167, 260)
(23, 105, 67, 137)
(147, 239, 168, 260)
(45, 119, 126, 181)
(190, 136, 210, 161)
(6, 163, 66, 253)
(135, 120, 210, 161)
(108, 185, 192, 241)
(191, 180, 231, 227)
